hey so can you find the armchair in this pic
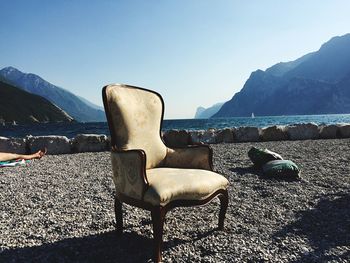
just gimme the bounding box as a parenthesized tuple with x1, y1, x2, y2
(102, 84, 229, 262)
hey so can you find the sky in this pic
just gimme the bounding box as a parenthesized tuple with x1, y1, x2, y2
(1, 0, 350, 119)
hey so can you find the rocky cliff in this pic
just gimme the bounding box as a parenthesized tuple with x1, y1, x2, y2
(213, 33, 350, 117)
(0, 80, 74, 124)
(0, 67, 106, 122)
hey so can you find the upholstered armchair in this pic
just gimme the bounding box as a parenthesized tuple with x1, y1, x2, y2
(102, 84, 229, 262)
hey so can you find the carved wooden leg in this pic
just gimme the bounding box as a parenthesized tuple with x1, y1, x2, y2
(151, 207, 166, 263)
(218, 190, 229, 230)
(115, 197, 123, 234)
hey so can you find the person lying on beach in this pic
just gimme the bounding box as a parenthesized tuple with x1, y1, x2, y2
(0, 149, 46, 162)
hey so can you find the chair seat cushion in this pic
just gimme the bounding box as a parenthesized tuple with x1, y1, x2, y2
(143, 168, 229, 206)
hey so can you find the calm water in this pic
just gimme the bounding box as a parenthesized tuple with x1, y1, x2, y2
(1, 114, 350, 138)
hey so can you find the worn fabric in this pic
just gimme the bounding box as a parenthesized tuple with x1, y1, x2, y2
(105, 85, 167, 169)
(262, 160, 300, 179)
(144, 168, 228, 206)
(105, 84, 229, 205)
(111, 151, 146, 200)
(248, 147, 283, 168)
(163, 146, 211, 170)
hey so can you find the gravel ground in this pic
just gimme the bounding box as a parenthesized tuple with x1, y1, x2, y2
(0, 139, 349, 263)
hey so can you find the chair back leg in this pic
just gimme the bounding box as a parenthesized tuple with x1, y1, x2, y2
(151, 206, 166, 263)
(218, 190, 229, 230)
(115, 197, 123, 234)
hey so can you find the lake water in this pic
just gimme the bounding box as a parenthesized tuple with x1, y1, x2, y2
(1, 114, 350, 138)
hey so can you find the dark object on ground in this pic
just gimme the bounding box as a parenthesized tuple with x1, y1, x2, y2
(248, 146, 283, 168)
(263, 160, 300, 179)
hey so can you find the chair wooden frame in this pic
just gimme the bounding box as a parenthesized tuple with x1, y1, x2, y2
(102, 84, 229, 262)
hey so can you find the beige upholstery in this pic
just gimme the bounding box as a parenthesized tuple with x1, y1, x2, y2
(104, 84, 229, 204)
(144, 168, 228, 206)
(105, 85, 167, 169)
(111, 150, 147, 200)
(163, 147, 212, 170)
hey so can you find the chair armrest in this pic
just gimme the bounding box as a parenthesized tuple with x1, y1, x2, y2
(110, 149, 149, 200)
(162, 145, 213, 171)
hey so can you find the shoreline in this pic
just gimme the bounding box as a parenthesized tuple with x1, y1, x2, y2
(1, 139, 349, 262)
(1, 123, 350, 155)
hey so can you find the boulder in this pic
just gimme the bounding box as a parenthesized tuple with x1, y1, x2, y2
(189, 129, 217, 144)
(260, 126, 288, 141)
(287, 123, 319, 140)
(163, 130, 191, 147)
(319, 125, 338, 139)
(27, 135, 71, 155)
(338, 124, 350, 138)
(235, 127, 260, 142)
(106, 136, 112, 150)
(0, 137, 27, 154)
(71, 134, 108, 153)
(215, 128, 234, 143)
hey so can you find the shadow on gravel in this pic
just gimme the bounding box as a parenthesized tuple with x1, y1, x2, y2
(229, 166, 261, 176)
(0, 231, 153, 263)
(0, 228, 218, 263)
(273, 192, 350, 262)
(230, 166, 301, 182)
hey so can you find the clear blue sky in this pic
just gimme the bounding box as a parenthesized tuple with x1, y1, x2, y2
(1, 0, 350, 119)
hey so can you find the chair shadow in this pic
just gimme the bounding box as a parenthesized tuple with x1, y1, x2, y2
(1, 227, 218, 263)
(1, 231, 152, 263)
(273, 192, 350, 262)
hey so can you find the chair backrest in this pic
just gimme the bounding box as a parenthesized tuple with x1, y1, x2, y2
(103, 84, 167, 169)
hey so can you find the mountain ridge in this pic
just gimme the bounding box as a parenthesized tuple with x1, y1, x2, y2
(213, 33, 350, 118)
(0, 80, 74, 124)
(194, 102, 224, 118)
(0, 67, 106, 122)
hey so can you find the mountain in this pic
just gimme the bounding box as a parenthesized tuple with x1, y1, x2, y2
(0, 80, 74, 124)
(194, 102, 224, 118)
(213, 33, 350, 118)
(0, 67, 106, 122)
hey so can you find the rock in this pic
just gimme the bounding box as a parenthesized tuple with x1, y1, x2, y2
(27, 135, 71, 155)
(189, 129, 217, 144)
(286, 123, 319, 140)
(319, 125, 338, 139)
(338, 123, 350, 138)
(0, 137, 27, 154)
(163, 130, 191, 147)
(71, 134, 108, 153)
(106, 136, 112, 150)
(235, 127, 260, 142)
(260, 126, 288, 141)
(215, 128, 235, 143)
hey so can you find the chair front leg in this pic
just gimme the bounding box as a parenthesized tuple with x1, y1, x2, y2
(151, 206, 166, 263)
(115, 197, 123, 234)
(218, 190, 229, 230)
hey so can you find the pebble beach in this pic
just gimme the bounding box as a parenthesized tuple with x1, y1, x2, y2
(1, 139, 349, 262)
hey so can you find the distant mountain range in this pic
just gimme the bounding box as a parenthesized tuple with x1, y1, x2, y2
(0, 67, 106, 122)
(0, 80, 74, 124)
(213, 33, 350, 118)
(194, 102, 224, 118)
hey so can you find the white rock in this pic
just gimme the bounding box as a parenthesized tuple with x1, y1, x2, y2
(215, 128, 234, 143)
(235, 127, 260, 142)
(286, 123, 319, 140)
(319, 125, 338, 139)
(71, 134, 108, 153)
(338, 123, 350, 138)
(189, 129, 217, 144)
(260, 126, 288, 141)
(0, 137, 27, 154)
(27, 135, 71, 155)
(163, 130, 191, 147)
